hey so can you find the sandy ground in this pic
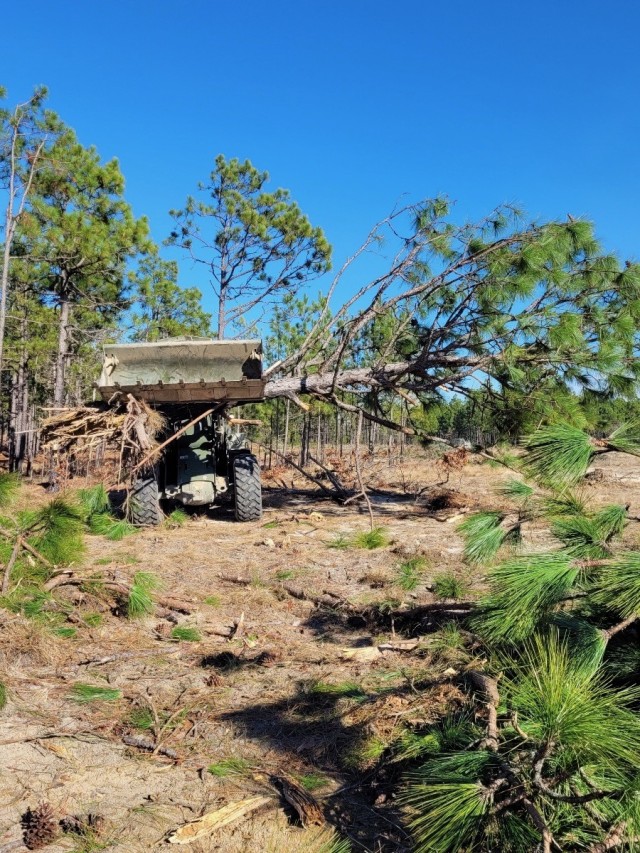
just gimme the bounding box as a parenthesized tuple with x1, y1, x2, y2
(1, 448, 639, 852)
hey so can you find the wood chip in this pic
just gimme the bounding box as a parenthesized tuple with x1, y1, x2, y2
(339, 646, 382, 662)
(167, 797, 271, 844)
(378, 639, 420, 652)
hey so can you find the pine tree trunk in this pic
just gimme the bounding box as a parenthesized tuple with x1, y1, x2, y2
(8, 370, 18, 471)
(283, 399, 290, 457)
(0, 211, 14, 377)
(316, 415, 321, 461)
(53, 294, 70, 407)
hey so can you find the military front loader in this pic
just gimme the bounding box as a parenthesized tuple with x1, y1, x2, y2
(97, 338, 265, 525)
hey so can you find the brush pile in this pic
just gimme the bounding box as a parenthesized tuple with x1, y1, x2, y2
(40, 394, 166, 482)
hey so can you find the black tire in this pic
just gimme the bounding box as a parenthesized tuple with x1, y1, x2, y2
(130, 474, 163, 526)
(233, 454, 262, 522)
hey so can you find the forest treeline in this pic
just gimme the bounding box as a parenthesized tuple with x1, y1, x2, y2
(2, 86, 639, 473)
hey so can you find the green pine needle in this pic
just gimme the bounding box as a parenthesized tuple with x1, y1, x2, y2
(525, 423, 594, 486)
(207, 757, 251, 777)
(128, 707, 155, 729)
(326, 533, 351, 550)
(170, 626, 201, 642)
(0, 681, 6, 711)
(127, 571, 160, 618)
(476, 553, 581, 643)
(309, 680, 368, 702)
(593, 504, 627, 540)
(458, 512, 507, 564)
(590, 552, 640, 618)
(394, 729, 441, 761)
(318, 836, 351, 853)
(497, 478, 534, 501)
(71, 683, 122, 703)
(89, 512, 136, 541)
(551, 614, 607, 671)
(607, 421, 640, 456)
(24, 498, 86, 566)
(541, 490, 587, 517)
(297, 773, 330, 791)
(551, 514, 610, 558)
(77, 484, 110, 518)
(403, 763, 490, 852)
(506, 633, 640, 767)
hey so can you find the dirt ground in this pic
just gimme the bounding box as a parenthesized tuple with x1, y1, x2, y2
(1, 448, 639, 852)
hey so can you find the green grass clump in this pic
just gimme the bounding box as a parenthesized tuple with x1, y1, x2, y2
(326, 533, 352, 550)
(71, 683, 122, 703)
(397, 556, 427, 591)
(0, 681, 6, 711)
(297, 773, 330, 791)
(128, 707, 155, 730)
(170, 626, 202, 642)
(309, 680, 368, 702)
(20, 590, 53, 619)
(127, 572, 160, 619)
(344, 735, 387, 769)
(207, 757, 251, 777)
(83, 612, 103, 627)
(275, 569, 295, 580)
(165, 509, 188, 528)
(433, 571, 467, 600)
(0, 472, 20, 508)
(431, 622, 466, 655)
(353, 527, 389, 550)
(203, 595, 221, 607)
(54, 626, 77, 639)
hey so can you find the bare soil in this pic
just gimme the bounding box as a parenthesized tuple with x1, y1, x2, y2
(1, 448, 639, 852)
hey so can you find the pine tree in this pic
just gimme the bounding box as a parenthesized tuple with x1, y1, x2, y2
(0, 87, 61, 376)
(167, 155, 331, 337)
(23, 126, 150, 405)
(129, 250, 212, 341)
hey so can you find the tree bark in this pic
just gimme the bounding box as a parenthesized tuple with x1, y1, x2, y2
(263, 362, 412, 399)
(53, 293, 70, 407)
(0, 208, 15, 376)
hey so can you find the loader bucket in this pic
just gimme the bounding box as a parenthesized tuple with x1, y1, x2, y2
(96, 338, 265, 404)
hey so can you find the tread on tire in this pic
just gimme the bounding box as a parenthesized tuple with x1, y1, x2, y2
(233, 454, 262, 522)
(130, 474, 163, 526)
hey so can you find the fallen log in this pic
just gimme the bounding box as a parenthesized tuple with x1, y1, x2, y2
(270, 774, 324, 826)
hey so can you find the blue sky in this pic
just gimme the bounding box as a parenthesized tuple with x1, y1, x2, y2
(2, 0, 639, 313)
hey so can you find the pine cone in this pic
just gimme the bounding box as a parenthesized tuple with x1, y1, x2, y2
(21, 802, 58, 850)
